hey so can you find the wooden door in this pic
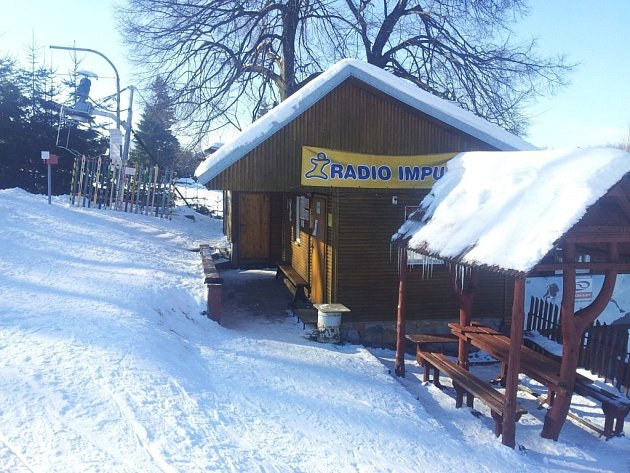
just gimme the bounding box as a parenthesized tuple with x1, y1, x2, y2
(239, 193, 270, 260)
(310, 196, 327, 304)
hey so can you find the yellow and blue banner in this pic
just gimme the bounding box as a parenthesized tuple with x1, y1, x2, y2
(301, 147, 455, 189)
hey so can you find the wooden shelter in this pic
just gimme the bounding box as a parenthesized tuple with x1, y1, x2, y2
(392, 148, 630, 446)
(195, 59, 533, 344)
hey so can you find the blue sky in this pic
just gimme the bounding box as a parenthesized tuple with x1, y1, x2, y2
(513, 0, 630, 148)
(1, 0, 629, 149)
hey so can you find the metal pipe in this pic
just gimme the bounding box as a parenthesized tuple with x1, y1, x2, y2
(50, 45, 121, 128)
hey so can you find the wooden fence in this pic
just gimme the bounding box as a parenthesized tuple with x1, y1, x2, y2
(526, 296, 630, 395)
(581, 322, 630, 394)
(526, 297, 562, 341)
(69, 155, 174, 218)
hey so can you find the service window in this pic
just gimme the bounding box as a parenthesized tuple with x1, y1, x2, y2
(291, 195, 310, 243)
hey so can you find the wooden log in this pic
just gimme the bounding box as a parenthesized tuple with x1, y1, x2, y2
(502, 277, 525, 448)
(395, 248, 408, 377)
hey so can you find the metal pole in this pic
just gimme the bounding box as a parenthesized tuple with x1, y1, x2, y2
(50, 45, 128, 210)
(47, 162, 52, 204)
(122, 86, 135, 162)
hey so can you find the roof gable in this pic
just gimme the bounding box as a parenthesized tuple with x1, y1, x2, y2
(195, 59, 534, 184)
(392, 148, 630, 275)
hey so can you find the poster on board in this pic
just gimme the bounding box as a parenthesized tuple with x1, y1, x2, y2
(525, 274, 630, 325)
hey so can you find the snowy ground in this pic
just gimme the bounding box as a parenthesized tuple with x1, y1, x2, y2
(0, 188, 628, 472)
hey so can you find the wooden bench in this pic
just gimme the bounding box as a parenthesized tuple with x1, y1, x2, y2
(200, 244, 223, 323)
(292, 308, 318, 329)
(275, 262, 309, 304)
(524, 334, 630, 437)
(573, 382, 630, 438)
(406, 333, 458, 352)
(417, 350, 527, 437)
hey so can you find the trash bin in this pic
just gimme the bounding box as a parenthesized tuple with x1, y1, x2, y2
(314, 303, 351, 343)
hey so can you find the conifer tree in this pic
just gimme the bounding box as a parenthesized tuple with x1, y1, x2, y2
(0, 54, 107, 193)
(130, 76, 180, 170)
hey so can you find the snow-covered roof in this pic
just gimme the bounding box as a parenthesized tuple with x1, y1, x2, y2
(392, 148, 630, 275)
(195, 58, 535, 184)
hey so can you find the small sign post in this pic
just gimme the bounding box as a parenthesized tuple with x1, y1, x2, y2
(41, 151, 58, 204)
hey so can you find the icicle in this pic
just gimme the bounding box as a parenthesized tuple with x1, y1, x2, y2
(422, 254, 426, 279)
(455, 264, 473, 292)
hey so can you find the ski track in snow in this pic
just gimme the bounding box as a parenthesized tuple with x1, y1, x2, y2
(0, 188, 628, 473)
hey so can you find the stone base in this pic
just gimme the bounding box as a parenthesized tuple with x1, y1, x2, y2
(341, 317, 503, 349)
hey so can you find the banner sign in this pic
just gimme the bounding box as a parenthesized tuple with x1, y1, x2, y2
(525, 274, 630, 324)
(301, 146, 455, 189)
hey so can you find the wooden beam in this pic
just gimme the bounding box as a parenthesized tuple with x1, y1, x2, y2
(575, 242, 619, 333)
(531, 262, 630, 273)
(450, 267, 478, 370)
(502, 277, 525, 448)
(608, 185, 630, 221)
(563, 226, 630, 243)
(542, 242, 578, 440)
(395, 248, 408, 377)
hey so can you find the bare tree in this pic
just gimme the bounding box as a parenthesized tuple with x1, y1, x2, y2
(118, 0, 570, 142)
(610, 126, 630, 151)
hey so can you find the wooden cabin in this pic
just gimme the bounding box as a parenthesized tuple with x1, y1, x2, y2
(195, 59, 534, 345)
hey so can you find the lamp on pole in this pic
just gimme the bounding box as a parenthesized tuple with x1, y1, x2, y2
(51, 45, 133, 210)
(50, 45, 121, 128)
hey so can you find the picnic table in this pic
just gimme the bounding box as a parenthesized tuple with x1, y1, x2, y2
(447, 321, 630, 438)
(448, 321, 592, 395)
(406, 321, 630, 439)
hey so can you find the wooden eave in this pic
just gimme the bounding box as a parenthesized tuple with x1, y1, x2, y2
(402, 223, 630, 279)
(562, 225, 630, 244)
(609, 186, 630, 221)
(404, 244, 526, 278)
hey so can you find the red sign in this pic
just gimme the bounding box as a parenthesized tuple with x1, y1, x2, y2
(45, 154, 58, 165)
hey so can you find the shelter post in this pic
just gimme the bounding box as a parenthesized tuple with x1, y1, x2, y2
(542, 241, 577, 439)
(395, 248, 408, 377)
(542, 242, 619, 439)
(451, 267, 477, 370)
(502, 277, 525, 448)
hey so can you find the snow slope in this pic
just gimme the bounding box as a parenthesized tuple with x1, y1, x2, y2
(0, 189, 628, 472)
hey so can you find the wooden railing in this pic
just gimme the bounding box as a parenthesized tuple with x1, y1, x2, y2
(581, 322, 630, 394)
(526, 297, 562, 342)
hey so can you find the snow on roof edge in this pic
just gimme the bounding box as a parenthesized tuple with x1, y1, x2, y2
(394, 147, 630, 275)
(195, 61, 355, 184)
(195, 59, 534, 185)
